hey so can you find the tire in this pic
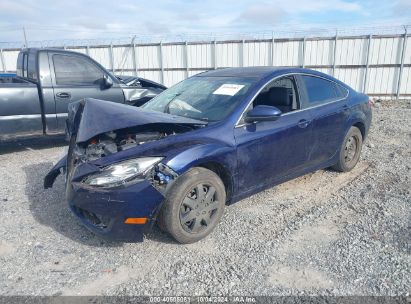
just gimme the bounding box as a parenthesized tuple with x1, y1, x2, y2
(158, 167, 226, 244)
(332, 126, 363, 172)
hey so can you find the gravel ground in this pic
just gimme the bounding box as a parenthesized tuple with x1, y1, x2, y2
(0, 100, 410, 297)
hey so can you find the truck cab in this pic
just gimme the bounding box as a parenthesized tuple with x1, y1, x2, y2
(0, 48, 165, 140)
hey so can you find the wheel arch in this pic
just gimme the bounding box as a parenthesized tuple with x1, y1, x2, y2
(346, 110, 368, 140)
(196, 161, 234, 204)
(165, 143, 236, 204)
(353, 121, 366, 139)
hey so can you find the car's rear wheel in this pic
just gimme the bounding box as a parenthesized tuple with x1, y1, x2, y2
(158, 167, 226, 244)
(332, 126, 363, 172)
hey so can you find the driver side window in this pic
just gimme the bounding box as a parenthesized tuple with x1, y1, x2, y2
(53, 54, 104, 86)
(252, 76, 299, 114)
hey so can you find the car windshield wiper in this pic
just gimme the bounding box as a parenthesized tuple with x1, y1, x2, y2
(164, 93, 181, 114)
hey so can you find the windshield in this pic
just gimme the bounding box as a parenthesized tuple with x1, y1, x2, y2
(142, 76, 257, 122)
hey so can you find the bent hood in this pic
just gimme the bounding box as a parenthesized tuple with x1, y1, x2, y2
(68, 98, 207, 143)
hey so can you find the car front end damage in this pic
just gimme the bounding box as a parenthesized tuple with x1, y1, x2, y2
(64, 146, 179, 242)
(44, 98, 207, 242)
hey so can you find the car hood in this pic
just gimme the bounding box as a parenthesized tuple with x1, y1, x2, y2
(68, 98, 207, 143)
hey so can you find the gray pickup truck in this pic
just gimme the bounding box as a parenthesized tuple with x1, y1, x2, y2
(0, 48, 166, 140)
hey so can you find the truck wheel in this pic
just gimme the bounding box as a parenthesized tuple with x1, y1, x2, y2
(332, 126, 363, 172)
(158, 167, 226, 244)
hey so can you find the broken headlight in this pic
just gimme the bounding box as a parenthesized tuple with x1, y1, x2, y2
(83, 157, 163, 188)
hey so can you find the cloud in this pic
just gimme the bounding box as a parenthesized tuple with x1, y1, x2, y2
(297, 0, 362, 13)
(394, 0, 411, 15)
(144, 21, 171, 34)
(0, 0, 405, 44)
(236, 4, 285, 26)
(232, 0, 363, 29)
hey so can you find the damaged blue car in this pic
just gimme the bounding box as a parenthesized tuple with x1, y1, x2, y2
(44, 67, 372, 243)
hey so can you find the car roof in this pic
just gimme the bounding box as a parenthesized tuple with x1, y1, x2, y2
(196, 66, 329, 80)
(196, 67, 287, 78)
(195, 66, 351, 88)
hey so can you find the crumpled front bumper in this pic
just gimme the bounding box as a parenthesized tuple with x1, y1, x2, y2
(66, 179, 164, 242)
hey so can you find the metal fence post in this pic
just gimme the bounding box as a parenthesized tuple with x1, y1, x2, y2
(86, 45, 90, 56)
(184, 41, 189, 78)
(0, 49, 5, 72)
(332, 33, 338, 76)
(362, 35, 372, 93)
(213, 40, 217, 69)
(109, 43, 114, 72)
(132, 42, 138, 76)
(301, 37, 306, 68)
(159, 41, 165, 84)
(241, 39, 245, 67)
(396, 28, 408, 100)
(271, 36, 275, 66)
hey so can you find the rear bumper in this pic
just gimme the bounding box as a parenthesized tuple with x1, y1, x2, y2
(67, 180, 164, 242)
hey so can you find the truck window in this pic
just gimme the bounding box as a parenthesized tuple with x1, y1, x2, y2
(23, 54, 28, 78)
(16, 53, 23, 77)
(27, 53, 37, 81)
(53, 54, 104, 85)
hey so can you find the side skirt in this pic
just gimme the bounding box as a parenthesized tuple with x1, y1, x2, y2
(229, 156, 338, 205)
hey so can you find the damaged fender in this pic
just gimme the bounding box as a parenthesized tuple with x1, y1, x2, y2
(44, 155, 67, 189)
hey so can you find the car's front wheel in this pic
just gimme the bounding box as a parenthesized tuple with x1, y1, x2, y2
(158, 167, 226, 244)
(332, 126, 363, 172)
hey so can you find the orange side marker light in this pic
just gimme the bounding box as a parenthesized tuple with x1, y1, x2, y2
(124, 217, 148, 224)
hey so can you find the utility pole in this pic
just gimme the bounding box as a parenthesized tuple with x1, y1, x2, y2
(23, 27, 28, 48)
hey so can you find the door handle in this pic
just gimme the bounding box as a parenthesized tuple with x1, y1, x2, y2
(56, 92, 71, 99)
(298, 119, 311, 128)
(342, 104, 349, 111)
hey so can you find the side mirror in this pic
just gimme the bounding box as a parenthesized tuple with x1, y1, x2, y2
(102, 75, 113, 89)
(244, 105, 282, 123)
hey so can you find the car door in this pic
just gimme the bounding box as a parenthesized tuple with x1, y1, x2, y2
(234, 75, 313, 196)
(0, 52, 43, 139)
(296, 75, 350, 167)
(48, 52, 125, 131)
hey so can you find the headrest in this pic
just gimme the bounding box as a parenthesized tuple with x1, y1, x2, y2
(268, 87, 291, 106)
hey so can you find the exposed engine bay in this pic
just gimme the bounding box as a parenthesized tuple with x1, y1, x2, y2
(44, 98, 208, 190)
(82, 131, 168, 161)
(71, 127, 188, 192)
(74, 124, 196, 162)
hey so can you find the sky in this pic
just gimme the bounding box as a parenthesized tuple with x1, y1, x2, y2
(0, 0, 410, 44)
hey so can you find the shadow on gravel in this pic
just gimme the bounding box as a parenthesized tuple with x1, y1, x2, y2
(0, 135, 66, 155)
(23, 162, 122, 247)
(145, 226, 178, 244)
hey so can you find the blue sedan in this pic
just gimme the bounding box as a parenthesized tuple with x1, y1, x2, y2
(45, 67, 372, 243)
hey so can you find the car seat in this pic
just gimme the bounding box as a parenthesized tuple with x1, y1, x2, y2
(255, 87, 292, 113)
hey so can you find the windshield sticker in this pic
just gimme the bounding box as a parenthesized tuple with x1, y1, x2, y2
(213, 84, 245, 96)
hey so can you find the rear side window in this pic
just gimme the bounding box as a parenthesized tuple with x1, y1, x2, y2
(27, 53, 37, 81)
(336, 83, 349, 98)
(53, 54, 103, 85)
(300, 75, 345, 105)
(23, 54, 28, 78)
(16, 53, 23, 77)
